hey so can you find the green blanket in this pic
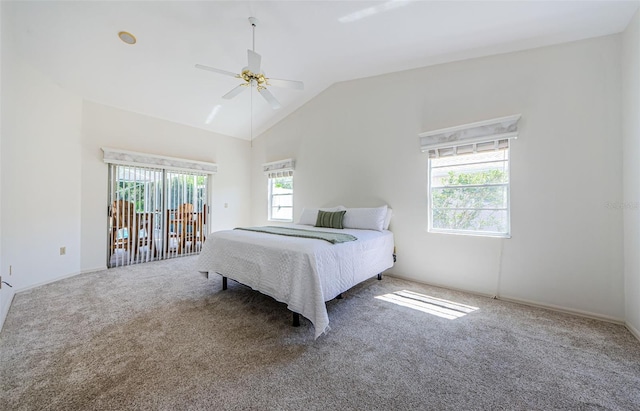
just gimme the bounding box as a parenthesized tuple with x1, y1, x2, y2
(235, 226, 357, 244)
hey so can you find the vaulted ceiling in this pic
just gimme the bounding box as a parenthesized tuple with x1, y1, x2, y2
(4, 1, 638, 140)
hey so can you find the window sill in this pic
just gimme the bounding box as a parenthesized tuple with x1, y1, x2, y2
(428, 229, 511, 239)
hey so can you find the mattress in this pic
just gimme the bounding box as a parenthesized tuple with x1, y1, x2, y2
(196, 224, 394, 338)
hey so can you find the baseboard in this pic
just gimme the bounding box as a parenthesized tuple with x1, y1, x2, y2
(15, 270, 88, 294)
(0, 290, 16, 334)
(14, 266, 109, 294)
(385, 272, 625, 325)
(1, 266, 107, 333)
(81, 266, 107, 275)
(626, 321, 640, 342)
(385, 272, 496, 299)
(491, 295, 625, 325)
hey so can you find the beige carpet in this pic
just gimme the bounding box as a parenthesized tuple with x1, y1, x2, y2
(1, 256, 639, 410)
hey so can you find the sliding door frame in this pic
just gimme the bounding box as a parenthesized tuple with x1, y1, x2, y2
(103, 148, 217, 268)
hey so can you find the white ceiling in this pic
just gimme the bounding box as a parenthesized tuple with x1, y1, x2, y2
(4, 1, 639, 140)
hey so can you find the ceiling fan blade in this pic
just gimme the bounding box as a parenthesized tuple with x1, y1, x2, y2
(258, 88, 282, 109)
(195, 64, 239, 78)
(222, 84, 248, 99)
(247, 49, 261, 74)
(267, 78, 304, 90)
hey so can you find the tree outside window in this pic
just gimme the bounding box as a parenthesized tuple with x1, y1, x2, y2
(429, 150, 509, 237)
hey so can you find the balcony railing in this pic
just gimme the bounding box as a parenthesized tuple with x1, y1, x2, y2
(109, 203, 207, 267)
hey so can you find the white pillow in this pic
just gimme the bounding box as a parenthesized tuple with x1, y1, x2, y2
(342, 205, 388, 231)
(384, 208, 393, 230)
(298, 206, 346, 226)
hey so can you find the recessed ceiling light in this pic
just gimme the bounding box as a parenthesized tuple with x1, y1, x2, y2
(118, 31, 136, 45)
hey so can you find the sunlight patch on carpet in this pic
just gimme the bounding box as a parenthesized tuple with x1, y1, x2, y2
(375, 290, 479, 319)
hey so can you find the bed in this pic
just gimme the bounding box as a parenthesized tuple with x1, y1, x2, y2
(196, 206, 394, 338)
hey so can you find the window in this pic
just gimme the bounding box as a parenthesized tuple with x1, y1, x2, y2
(429, 149, 510, 237)
(420, 115, 520, 238)
(263, 159, 295, 222)
(268, 174, 293, 221)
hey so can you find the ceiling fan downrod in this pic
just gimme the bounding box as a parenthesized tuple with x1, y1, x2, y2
(249, 17, 259, 53)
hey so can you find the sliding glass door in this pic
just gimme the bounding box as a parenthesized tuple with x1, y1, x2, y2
(107, 164, 209, 267)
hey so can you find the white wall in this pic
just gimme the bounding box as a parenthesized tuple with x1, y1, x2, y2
(0, 8, 251, 329)
(0, 0, 6, 327)
(623, 9, 640, 338)
(251, 35, 625, 321)
(1, 12, 83, 331)
(80, 102, 251, 272)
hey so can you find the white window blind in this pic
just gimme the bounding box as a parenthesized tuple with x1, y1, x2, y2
(419, 114, 521, 159)
(108, 164, 210, 267)
(105, 149, 212, 268)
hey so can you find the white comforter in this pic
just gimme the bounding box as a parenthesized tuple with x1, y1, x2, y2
(196, 224, 394, 338)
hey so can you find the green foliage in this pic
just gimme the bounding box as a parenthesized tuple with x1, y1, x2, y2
(116, 173, 207, 212)
(116, 181, 148, 212)
(432, 169, 507, 232)
(441, 169, 506, 186)
(274, 177, 293, 190)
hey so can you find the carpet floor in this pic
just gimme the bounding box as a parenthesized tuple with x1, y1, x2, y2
(1, 256, 639, 410)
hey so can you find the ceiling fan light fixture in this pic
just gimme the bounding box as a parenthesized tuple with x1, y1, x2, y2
(118, 31, 137, 45)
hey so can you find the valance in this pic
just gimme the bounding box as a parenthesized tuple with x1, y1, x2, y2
(263, 159, 295, 179)
(102, 147, 218, 174)
(419, 114, 521, 158)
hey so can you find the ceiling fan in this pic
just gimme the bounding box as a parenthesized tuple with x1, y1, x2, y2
(195, 17, 304, 110)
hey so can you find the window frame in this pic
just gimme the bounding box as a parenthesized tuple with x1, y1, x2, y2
(267, 175, 294, 222)
(427, 149, 511, 238)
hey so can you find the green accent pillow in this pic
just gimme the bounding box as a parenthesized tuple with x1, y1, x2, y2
(315, 210, 346, 229)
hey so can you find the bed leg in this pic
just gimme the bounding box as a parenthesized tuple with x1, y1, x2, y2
(336, 293, 343, 299)
(292, 312, 300, 327)
(377, 273, 382, 280)
(222, 276, 227, 290)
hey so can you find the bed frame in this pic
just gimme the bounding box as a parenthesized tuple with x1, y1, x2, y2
(219, 272, 384, 327)
(198, 226, 395, 338)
